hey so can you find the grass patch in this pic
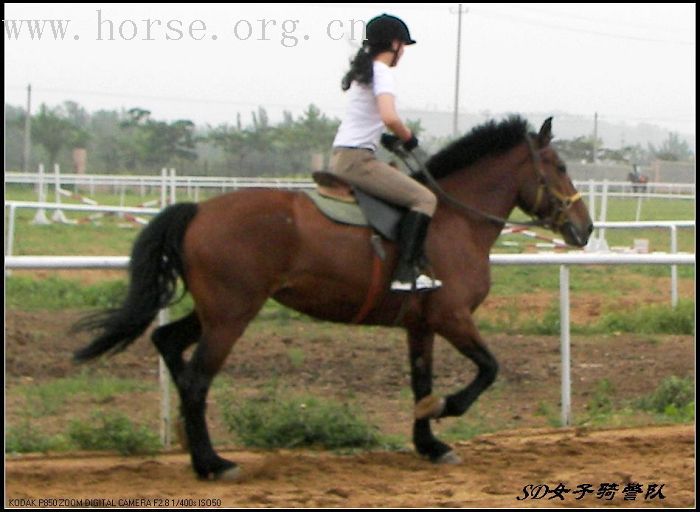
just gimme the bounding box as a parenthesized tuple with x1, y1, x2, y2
(19, 371, 153, 417)
(6, 276, 127, 310)
(6, 421, 69, 453)
(480, 299, 694, 335)
(599, 300, 695, 335)
(67, 411, 161, 455)
(219, 384, 397, 451)
(636, 376, 695, 422)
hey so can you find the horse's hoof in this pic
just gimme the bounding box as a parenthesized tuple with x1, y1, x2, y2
(214, 466, 242, 481)
(435, 451, 462, 465)
(414, 395, 446, 420)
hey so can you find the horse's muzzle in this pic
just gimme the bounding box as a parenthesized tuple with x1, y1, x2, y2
(560, 221, 593, 248)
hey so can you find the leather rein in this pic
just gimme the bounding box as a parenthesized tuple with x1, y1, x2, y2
(391, 136, 582, 231)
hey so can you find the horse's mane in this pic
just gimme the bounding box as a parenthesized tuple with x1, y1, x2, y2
(426, 115, 529, 180)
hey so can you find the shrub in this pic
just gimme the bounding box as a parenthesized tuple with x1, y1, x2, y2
(68, 411, 160, 455)
(220, 387, 387, 450)
(637, 376, 694, 415)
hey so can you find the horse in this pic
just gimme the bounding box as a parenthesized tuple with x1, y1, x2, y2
(74, 116, 593, 480)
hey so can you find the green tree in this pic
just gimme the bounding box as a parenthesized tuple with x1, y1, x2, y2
(649, 132, 693, 161)
(120, 108, 197, 170)
(32, 104, 76, 165)
(553, 135, 602, 163)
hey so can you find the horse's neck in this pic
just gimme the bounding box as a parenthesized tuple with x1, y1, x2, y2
(439, 147, 523, 216)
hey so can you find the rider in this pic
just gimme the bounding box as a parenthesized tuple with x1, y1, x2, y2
(331, 13, 441, 292)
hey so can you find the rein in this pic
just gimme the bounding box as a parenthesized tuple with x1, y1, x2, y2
(391, 137, 581, 230)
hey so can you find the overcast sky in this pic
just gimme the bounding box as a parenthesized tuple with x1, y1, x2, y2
(4, 3, 696, 135)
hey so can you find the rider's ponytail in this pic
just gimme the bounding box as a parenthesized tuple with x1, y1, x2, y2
(341, 43, 385, 91)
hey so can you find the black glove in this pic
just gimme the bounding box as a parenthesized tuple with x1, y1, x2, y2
(380, 133, 401, 152)
(380, 133, 419, 152)
(402, 134, 419, 152)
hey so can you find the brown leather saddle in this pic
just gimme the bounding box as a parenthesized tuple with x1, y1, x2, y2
(310, 171, 405, 242)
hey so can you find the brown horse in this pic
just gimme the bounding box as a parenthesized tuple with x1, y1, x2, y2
(74, 116, 593, 480)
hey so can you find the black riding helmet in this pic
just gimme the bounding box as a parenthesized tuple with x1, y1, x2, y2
(365, 14, 416, 49)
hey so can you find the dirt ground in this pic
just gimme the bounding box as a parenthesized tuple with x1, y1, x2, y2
(4, 307, 696, 508)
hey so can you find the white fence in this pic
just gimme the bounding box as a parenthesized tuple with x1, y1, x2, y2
(6, 200, 694, 305)
(6, 170, 695, 200)
(4, 252, 695, 436)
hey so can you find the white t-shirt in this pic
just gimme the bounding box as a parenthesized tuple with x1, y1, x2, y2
(333, 60, 395, 151)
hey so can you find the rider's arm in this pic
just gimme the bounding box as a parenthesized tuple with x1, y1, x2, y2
(377, 93, 413, 142)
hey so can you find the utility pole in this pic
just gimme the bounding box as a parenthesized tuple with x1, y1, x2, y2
(23, 84, 32, 173)
(451, 4, 469, 137)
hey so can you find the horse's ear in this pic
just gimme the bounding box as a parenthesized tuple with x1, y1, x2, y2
(538, 117, 553, 146)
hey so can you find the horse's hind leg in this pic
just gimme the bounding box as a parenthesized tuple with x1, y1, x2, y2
(151, 312, 201, 449)
(178, 302, 265, 480)
(406, 326, 457, 463)
(152, 312, 201, 381)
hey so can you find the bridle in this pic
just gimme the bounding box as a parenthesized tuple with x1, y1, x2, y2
(519, 134, 583, 231)
(393, 135, 582, 231)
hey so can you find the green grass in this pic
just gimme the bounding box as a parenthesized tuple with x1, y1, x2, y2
(478, 299, 694, 336)
(218, 383, 400, 451)
(18, 370, 154, 417)
(6, 421, 70, 453)
(67, 410, 161, 455)
(636, 376, 695, 420)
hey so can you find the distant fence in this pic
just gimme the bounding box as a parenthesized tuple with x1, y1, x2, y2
(6, 170, 695, 200)
(568, 161, 695, 184)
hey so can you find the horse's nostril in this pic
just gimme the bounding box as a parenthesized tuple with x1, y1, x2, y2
(588, 223, 594, 235)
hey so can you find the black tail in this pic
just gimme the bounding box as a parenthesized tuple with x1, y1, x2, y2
(73, 202, 199, 362)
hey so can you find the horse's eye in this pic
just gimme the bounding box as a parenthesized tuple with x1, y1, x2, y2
(556, 163, 567, 174)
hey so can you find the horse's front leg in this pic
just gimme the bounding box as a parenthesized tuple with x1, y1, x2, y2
(406, 326, 460, 464)
(419, 311, 498, 421)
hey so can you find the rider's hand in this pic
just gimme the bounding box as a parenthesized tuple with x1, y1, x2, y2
(380, 133, 401, 152)
(402, 134, 419, 152)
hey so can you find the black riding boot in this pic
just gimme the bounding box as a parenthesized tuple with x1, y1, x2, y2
(391, 211, 442, 292)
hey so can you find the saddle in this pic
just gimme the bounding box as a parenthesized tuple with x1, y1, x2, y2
(306, 171, 406, 242)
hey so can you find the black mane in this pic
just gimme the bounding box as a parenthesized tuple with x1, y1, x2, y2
(426, 115, 530, 179)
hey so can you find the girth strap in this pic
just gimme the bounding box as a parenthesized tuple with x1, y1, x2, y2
(352, 244, 385, 324)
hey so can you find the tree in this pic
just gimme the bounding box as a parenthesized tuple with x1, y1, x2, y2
(32, 104, 76, 165)
(119, 108, 197, 169)
(552, 135, 602, 163)
(649, 132, 693, 162)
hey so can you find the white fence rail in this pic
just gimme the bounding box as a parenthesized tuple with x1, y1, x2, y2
(6, 171, 695, 199)
(5, 252, 695, 433)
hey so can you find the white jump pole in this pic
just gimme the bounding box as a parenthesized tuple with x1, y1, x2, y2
(32, 164, 51, 225)
(51, 164, 71, 223)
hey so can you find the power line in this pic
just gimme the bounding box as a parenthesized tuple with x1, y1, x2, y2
(470, 7, 694, 45)
(4, 85, 329, 113)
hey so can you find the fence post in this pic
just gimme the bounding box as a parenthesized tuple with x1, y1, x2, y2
(157, 308, 172, 449)
(160, 168, 168, 208)
(169, 168, 177, 205)
(670, 226, 679, 308)
(560, 265, 572, 427)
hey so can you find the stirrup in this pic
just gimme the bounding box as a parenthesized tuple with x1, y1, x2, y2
(391, 273, 442, 292)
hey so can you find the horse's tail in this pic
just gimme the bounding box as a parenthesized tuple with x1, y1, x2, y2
(73, 202, 199, 362)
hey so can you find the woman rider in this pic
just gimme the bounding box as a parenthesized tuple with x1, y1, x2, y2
(330, 13, 441, 292)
